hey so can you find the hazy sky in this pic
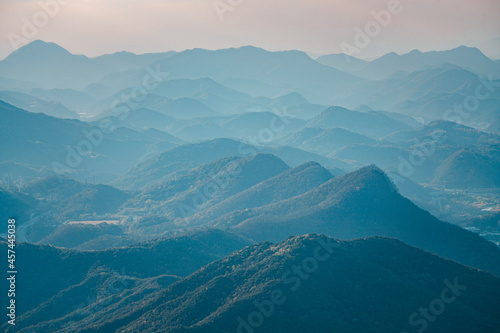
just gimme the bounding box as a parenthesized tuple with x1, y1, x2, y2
(0, 0, 499, 60)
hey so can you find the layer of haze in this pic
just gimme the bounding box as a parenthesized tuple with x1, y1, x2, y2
(0, 0, 499, 60)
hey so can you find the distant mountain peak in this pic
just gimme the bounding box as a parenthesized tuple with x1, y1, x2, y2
(234, 45, 267, 52)
(244, 152, 288, 165)
(295, 161, 323, 170)
(322, 105, 352, 113)
(342, 164, 398, 193)
(407, 49, 423, 55)
(451, 45, 482, 53)
(427, 119, 476, 131)
(9, 40, 73, 59)
(352, 164, 388, 178)
(381, 51, 399, 58)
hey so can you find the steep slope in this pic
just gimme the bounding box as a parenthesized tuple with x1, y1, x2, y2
(121, 108, 176, 131)
(222, 111, 306, 137)
(210, 166, 500, 275)
(91, 77, 251, 113)
(54, 184, 130, 219)
(94, 93, 220, 120)
(99, 46, 363, 104)
(28, 88, 97, 114)
(22, 176, 87, 201)
(21, 235, 500, 332)
(38, 222, 125, 248)
(384, 120, 499, 146)
(389, 90, 500, 131)
(335, 64, 500, 131)
(269, 92, 310, 108)
(170, 118, 238, 142)
(112, 139, 246, 189)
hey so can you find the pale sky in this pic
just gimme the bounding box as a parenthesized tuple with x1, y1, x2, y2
(0, 0, 499, 60)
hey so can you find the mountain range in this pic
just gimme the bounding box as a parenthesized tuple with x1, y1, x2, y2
(5, 234, 499, 332)
(1, 39, 500, 333)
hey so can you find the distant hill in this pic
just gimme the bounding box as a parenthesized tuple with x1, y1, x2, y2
(0, 90, 78, 119)
(229, 93, 325, 120)
(22, 176, 86, 201)
(307, 106, 412, 138)
(316, 53, 368, 73)
(387, 79, 500, 127)
(140, 128, 183, 144)
(283, 103, 326, 119)
(432, 148, 500, 189)
(0, 100, 177, 182)
(135, 154, 290, 219)
(38, 222, 125, 248)
(358, 46, 500, 80)
(98, 46, 363, 104)
(191, 162, 333, 224)
(335, 65, 500, 131)
(279, 127, 376, 155)
(155, 97, 220, 119)
(0, 187, 38, 225)
(330, 144, 421, 169)
(19, 235, 500, 332)
(0, 75, 41, 91)
(113, 138, 347, 190)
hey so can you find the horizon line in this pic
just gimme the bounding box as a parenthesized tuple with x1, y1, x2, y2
(2, 39, 500, 63)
